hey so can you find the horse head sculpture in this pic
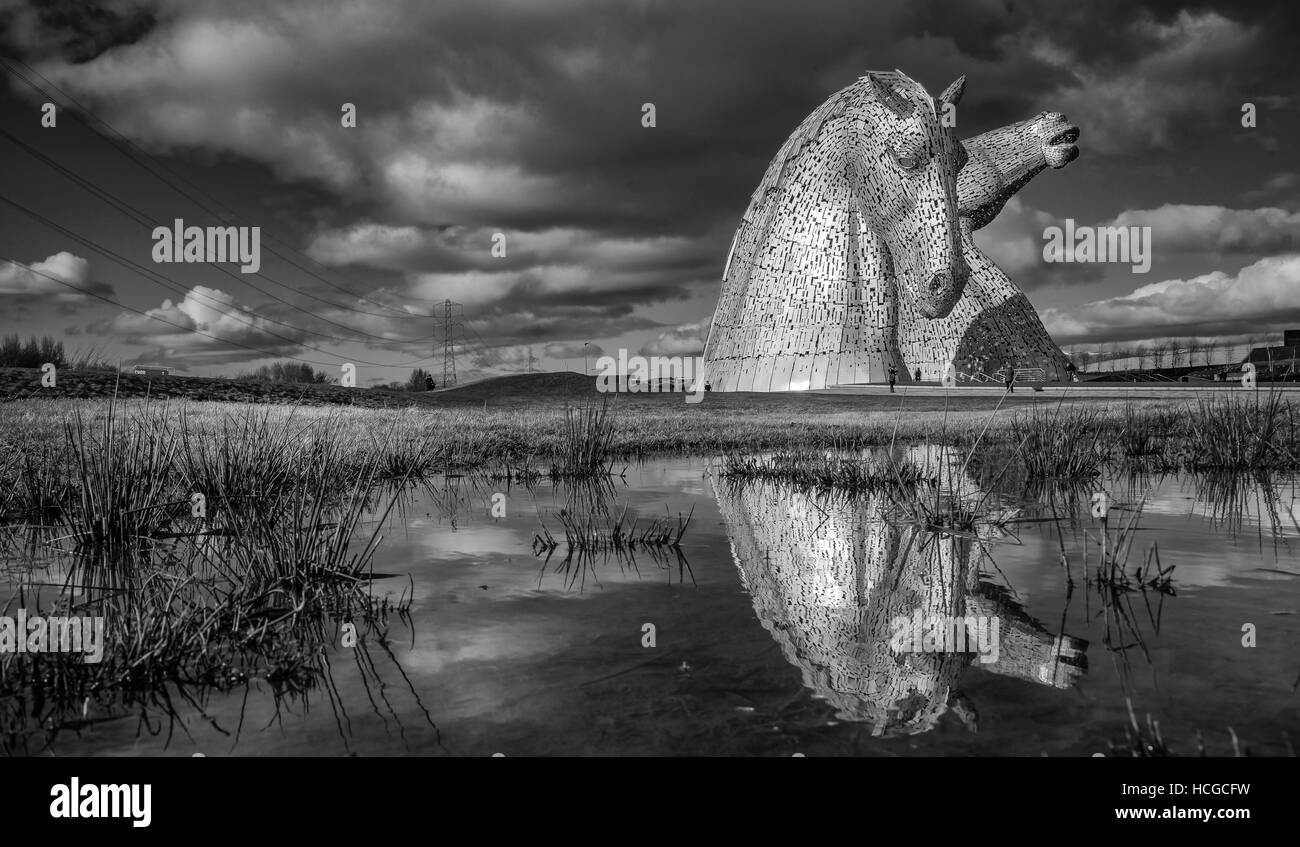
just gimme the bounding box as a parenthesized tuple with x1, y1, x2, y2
(702, 69, 1080, 392)
(856, 71, 970, 319)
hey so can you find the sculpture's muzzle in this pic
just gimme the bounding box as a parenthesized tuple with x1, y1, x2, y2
(918, 261, 969, 319)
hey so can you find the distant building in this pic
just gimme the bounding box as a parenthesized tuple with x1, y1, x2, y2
(1242, 338, 1300, 380)
(1244, 345, 1300, 365)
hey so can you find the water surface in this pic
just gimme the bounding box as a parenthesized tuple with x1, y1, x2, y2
(5, 451, 1299, 756)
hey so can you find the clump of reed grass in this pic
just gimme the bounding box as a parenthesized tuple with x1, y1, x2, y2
(1009, 404, 1108, 478)
(0, 574, 417, 755)
(174, 404, 312, 526)
(532, 505, 695, 591)
(1086, 499, 1174, 594)
(550, 400, 618, 477)
(1, 443, 73, 523)
(0, 460, 422, 755)
(57, 399, 182, 556)
(0, 394, 448, 753)
(1074, 498, 1176, 686)
(1182, 389, 1297, 470)
(718, 449, 929, 492)
(534, 504, 692, 554)
(1115, 403, 1174, 467)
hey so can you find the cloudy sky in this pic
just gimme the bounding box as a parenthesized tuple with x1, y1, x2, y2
(1, 0, 1297, 382)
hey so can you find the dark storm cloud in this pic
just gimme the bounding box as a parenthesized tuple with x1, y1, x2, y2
(14, 0, 1278, 229)
(0, 0, 156, 62)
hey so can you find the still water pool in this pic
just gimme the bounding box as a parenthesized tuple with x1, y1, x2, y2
(8, 452, 1300, 756)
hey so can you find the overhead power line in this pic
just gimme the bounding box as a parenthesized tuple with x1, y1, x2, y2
(0, 56, 513, 378)
(0, 193, 433, 369)
(0, 55, 449, 316)
(0, 127, 440, 344)
(1, 255, 388, 371)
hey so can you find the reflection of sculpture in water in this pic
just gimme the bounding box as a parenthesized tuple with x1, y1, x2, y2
(712, 446, 1086, 736)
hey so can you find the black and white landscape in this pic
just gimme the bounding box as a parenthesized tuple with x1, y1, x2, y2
(0, 0, 1298, 770)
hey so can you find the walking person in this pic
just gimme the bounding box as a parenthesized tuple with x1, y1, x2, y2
(888, 364, 897, 393)
(1004, 369, 1015, 393)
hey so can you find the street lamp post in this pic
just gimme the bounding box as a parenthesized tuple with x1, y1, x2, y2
(583, 342, 589, 377)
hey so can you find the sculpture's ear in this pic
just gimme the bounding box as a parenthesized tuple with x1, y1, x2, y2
(868, 73, 914, 118)
(938, 74, 967, 107)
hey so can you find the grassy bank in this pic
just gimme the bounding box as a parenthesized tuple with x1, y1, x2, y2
(2, 389, 1297, 511)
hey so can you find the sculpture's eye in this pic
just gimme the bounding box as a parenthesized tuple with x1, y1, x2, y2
(895, 150, 920, 171)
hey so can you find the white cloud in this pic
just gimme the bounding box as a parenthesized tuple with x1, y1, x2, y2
(639, 318, 710, 356)
(1108, 205, 1300, 254)
(1041, 253, 1300, 343)
(0, 252, 106, 303)
(104, 285, 304, 352)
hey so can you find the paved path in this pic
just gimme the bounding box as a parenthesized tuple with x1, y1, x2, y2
(815, 382, 1300, 399)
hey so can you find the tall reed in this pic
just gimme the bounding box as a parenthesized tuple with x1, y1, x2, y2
(59, 398, 180, 556)
(551, 399, 616, 477)
(1009, 404, 1107, 478)
(1183, 389, 1295, 470)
